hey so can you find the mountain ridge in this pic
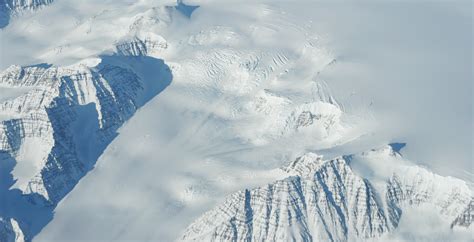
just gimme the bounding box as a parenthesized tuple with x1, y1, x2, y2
(0, 38, 172, 241)
(180, 145, 473, 241)
(0, 0, 53, 28)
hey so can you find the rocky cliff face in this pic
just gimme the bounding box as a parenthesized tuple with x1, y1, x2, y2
(4, 0, 53, 12)
(0, 39, 172, 241)
(1, 63, 139, 202)
(0, 0, 53, 28)
(1, 1, 471, 241)
(115, 34, 168, 57)
(451, 200, 473, 228)
(180, 145, 473, 241)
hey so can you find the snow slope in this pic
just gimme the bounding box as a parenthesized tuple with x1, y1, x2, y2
(0, 0, 472, 241)
(0, 0, 53, 28)
(181, 145, 472, 241)
(0, 39, 171, 241)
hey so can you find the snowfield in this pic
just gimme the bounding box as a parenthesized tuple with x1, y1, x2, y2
(0, 0, 472, 241)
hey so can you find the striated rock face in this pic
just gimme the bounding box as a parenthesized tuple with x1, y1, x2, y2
(0, 0, 53, 28)
(4, 0, 53, 12)
(451, 199, 474, 228)
(180, 146, 473, 241)
(116, 34, 168, 57)
(1, 63, 140, 202)
(0, 38, 172, 241)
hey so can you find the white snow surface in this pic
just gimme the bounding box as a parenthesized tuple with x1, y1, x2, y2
(0, 0, 471, 241)
(180, 146, 472, 241)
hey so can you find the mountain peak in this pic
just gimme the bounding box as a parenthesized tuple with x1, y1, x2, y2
(180, 147, 472, 241)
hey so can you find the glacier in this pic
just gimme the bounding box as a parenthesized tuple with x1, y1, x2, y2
(0, 0, 472, 242)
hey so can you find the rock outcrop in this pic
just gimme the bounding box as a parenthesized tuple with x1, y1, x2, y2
(0, 39, 172, 241)
(180, 146, 473, 241)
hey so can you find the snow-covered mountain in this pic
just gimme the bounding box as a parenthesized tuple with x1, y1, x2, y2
(3, 0, 52, 12)
(180, 145, 472, 241)
(0, 0, 472, 242)
(0, 0, 53, 28)
(0, 39, 171, 241)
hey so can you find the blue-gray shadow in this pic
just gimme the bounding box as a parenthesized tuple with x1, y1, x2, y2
(0, 55, 172, 241)
(25, 63, 53, 69)
(0, 1, 10, 29)
(175, 0, 199, 18)
(388, 143, 406, 153)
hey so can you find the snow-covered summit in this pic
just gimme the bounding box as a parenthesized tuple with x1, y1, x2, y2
(0, 1, 471, 241)
(0, 37, 172, 241)
(0, 0, 53, 28)
(3, 0, 52, 12)
(180, 145, 473, 241)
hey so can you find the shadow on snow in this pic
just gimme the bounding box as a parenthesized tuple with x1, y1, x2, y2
(0, 54, 172, 241)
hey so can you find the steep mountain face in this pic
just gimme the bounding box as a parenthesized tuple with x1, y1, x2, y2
(0, 1, 471, 242)
(180, 146, 473, 241)
(3, 0, 53, 12)
(451, 200, 474, 228)
(0, 0, 53, 28)
(0, 40, 172, 241)
(115, 34, 168, 57)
